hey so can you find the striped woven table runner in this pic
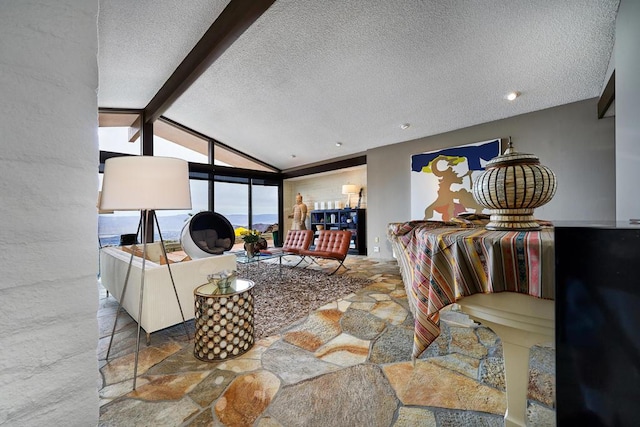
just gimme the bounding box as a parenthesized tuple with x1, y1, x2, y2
(388, 221, 554, 358)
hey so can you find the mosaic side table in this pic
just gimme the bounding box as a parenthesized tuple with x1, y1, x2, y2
(193, 278, 255, 362)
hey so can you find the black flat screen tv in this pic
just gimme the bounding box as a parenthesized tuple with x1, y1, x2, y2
(555, 224, 640, 426)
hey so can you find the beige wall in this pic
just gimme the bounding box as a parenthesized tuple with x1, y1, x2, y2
(615, 0, 640, 221)
(367, 97, 615, 259)
(284, 166, 366, 233)
(282, 99, 616, 260)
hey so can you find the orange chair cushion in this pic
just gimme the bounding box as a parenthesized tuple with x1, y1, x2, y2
(282, 229, 314, 254)
(300, 230, 351, 260)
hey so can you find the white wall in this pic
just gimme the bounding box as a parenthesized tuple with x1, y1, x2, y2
(284, 166, 366, 232)
(0, 1, 100, 425)
(615, 0, 640, 221)
(367, 98, 616, 259)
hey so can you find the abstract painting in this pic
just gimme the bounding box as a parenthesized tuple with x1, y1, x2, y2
(411, 139, 501, 221)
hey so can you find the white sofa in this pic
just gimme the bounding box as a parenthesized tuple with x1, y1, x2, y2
(99, 243, 237, 335)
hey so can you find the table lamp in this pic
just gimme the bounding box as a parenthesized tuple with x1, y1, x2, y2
(97, 191, 114, 214)
(342, 184, 358, 209)
(100, 156, 192, 389)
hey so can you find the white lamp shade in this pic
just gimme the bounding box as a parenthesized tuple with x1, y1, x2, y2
(342, 184, 358, 195)
(100, 156, 192, 211)
(97, 191, 114, 214)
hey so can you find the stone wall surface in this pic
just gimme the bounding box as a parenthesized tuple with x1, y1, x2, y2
(98, 260, 556, 426)
(0, 1, 100, 425)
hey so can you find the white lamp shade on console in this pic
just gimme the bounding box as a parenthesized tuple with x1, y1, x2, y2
(341, 184, 358, 209)
(341, 184, 358, 195)
(100, 156, 192, 211)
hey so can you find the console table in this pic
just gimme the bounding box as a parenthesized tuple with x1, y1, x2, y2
(310, 208, 366, 254)
(387, 221, 555, 427)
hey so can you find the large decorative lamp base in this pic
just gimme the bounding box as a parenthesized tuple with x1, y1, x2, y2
(485, 208, 541, 231)
(473, 138, 556, 231)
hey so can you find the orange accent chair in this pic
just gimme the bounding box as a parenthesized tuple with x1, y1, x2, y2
(281, 229, 314, 255)
(299, 230, 352, 275)
(261, 229, 313, 266)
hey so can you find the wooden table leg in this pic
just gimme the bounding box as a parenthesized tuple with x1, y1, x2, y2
(457, 293, 555, 427)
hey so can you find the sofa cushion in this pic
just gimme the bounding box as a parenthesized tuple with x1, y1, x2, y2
(99, 248, 237, 333)
(120, 243, 163, 263)
(159, 251, 191, 265)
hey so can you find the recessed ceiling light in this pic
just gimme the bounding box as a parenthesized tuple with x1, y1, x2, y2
(335, 142, 342, 147)
(400, 123, 410, 130)
(506, 91, 520, 101)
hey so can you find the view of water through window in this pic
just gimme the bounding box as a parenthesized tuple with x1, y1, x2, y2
(98, 126, 278, 246)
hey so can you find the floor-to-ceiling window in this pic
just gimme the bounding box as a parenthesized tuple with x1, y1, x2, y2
(251, 179, 279, 231)
(214, 179, 249, 231)
(213, 142, 275, 172)
(154, 179, 209, 243)
(153, 119, 209, 164)
(152, 119, 210, 242)
(98, 111, 282, 247)
(97, 113, 142, 246)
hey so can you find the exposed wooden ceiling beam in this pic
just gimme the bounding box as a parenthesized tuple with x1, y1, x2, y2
(128, 116, 141, 142)
(98, 109, 142, 127)
(281, 156, 367, 179)
(144, 0, 276, 123)
(598, 70, 615, 119)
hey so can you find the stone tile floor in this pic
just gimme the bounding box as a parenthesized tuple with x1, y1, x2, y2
(97, 255, 555, 426)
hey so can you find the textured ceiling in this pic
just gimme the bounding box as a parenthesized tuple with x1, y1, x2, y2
(98, 0, 619, 171)
(98, 0, 231, 108)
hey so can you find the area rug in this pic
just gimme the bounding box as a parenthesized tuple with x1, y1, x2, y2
(244, 264, 372, 339)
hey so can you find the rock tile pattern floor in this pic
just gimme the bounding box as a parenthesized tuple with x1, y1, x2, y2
(98, 256, 556, 426)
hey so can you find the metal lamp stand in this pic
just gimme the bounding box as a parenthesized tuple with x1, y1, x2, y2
(105, 209, 190, 390)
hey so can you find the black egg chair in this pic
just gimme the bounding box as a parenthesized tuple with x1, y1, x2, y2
(180, 211, 235, 258)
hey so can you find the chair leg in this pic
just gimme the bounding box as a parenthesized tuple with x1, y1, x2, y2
(329, 259, 348, 275)
(309, 257, 321, 266)
(303, 256, 323, 270)
(293, 256, 307, 267)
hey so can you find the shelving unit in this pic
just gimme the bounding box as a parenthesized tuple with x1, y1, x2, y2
(309, 208, 366, 255)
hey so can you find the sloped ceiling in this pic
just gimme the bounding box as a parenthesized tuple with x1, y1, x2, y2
(98, 0, 619, 171)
